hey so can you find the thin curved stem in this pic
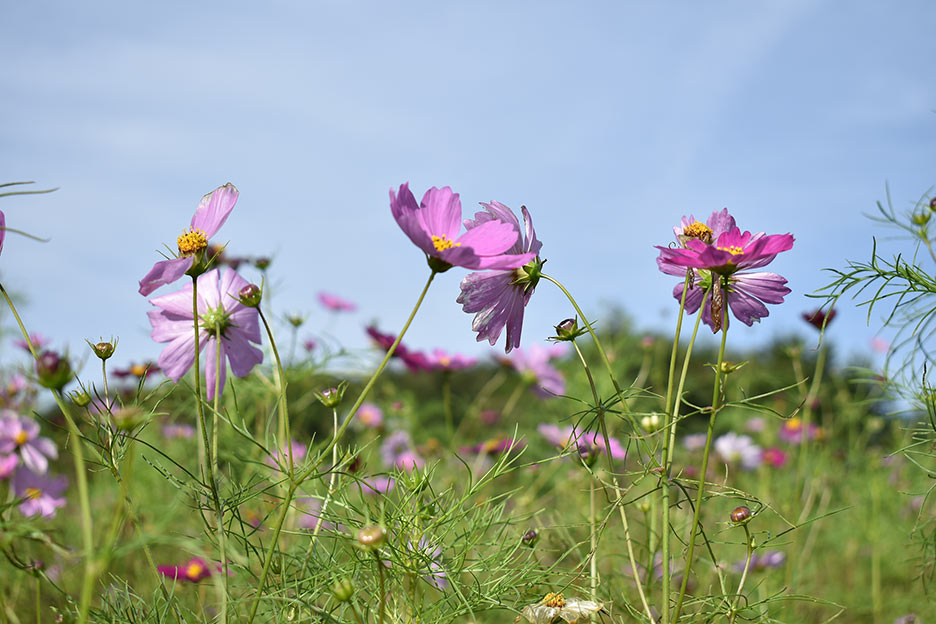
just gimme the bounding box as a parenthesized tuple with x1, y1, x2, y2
(728, 525, 754, 624)
(258, 308, 293, 473)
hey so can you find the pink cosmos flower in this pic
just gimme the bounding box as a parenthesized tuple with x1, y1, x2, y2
(657, 209, 737, 277)
(656, 224, 794, 332)
(777, 417, 820, 444)
(761, 447, 788, 468)
(0, 412, 57, 474)
(361, 475, 396, 496)
(161, 423, 195, 439)
(139, 184, 238, 296)
(365, 325, 433, 373)
(507, 344, 566, 398)
(356, 403, 384, 428)
(147, 268, 263, 401)
(714, 433, 762, 470)
(538, 423, 627, 461)
(13, 333, 49, 353)
(0, 453, 18, 478)
(296, 497, 337, 532)
(390, 183, 535, 271)
(303, 338, 317, 353)
(157, 557, 213, 583)
(428, 349, 477, 372)
(267, 439, 308, 469)
(457, 202, 542, 352)
(12, 467, 67, 518)
(317, 292, 357, 312)
(380, 431, 424, 471)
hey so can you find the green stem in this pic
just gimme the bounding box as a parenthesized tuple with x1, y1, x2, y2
(376, 551, 387, 624)
(213, 327, 228, 624)
(247, 270, 438, 624)
(796, 345, 827, 491)
(672, 279, 729, 623)
(258, 308, 293, 473)
(728, 525, 754, 624)
(589, 477, 597, 600)
(0, 284, 95, 624)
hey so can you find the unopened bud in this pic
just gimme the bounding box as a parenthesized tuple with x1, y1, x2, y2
(36, 351, 72, 391)
(238, 284, 262, 308)
(69, 389, 92, 408)
(730, 505, 752, 524)
(718, 360, 746, 375)
(315, 381, 348, 408)
(637, 500, 651, 513)
(552, 317, 587, 342)
(641, 413, 660, 432)
(914, 212, 931, 226)
(357, 525, 386, 550)
(287, 314, 304, 328)
(254, 257, 271, 270)
(930, 197, 936, 212)
(332, 578, 355, 602)
(522, 529, 539, 548)
(577, 442, 599, 468)
(88, 339, 116, 360)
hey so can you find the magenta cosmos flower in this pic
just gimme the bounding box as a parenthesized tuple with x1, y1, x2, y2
(458, 202, 543, 353)
(12, 467, 67, 518)
(427, 348, 477, 372)
(139, 184, 238, 296)
(0, 412, 57, 474)
(390, 183, 535, 272)
(147, 268, 262, 401)
(317, 291, 357, 312)
(656, 223, 794, 331)
(157, 557, 214, 583)
(507, 344, 565, 398)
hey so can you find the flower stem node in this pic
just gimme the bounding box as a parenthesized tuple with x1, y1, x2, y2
(332, 578, 355, 602)
(426, 255, 454, 274)
(521, 529, 539, 548)
(35, 351, 72, 391)
(552, 317, 587, 342)
(237, 284, 262, 308)
(730, 505, 752, 524)
(356, 525, 387, 551)
(315, 381, 348, 408)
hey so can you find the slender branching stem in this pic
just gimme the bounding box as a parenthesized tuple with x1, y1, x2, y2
(728, 524, 754, 624)
(672, 279, 730, 622)
(258, 308, 293, 473)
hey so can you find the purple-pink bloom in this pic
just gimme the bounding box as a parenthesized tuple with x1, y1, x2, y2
(390, 183, 535, 271)
(0, 453, 18, 478)
(317, 292, 357, 312)
(657, 224, 794, 332)
(365, 325, 433, 373)
(428, 349, 477, 372)
(0, 412, 57, 474)
(380, 431, 424, 471)
(157, 557, 213, 583)
(161, 422, 196, 440)
(356, 403, 384, 428)
(538, 423, 627, 461)
(361, 475, 396, 496)
(714, 433, 762, 470)
(457, 202, 542, 353)
(12, 467, 67, 518)
(411, 538, 448, 590)
(267, 439, 308, 469)
(13, 333, 49, 353)
(296, 497, 337, 532)
(147, 268, 263, 401)
(139, 184, 238, 296)
(507, 345, 565, 398)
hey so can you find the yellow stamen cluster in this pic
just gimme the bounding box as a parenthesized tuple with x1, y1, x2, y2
(177, 229, 208, 255)
(718, 245, 744, 256)
(542, 592, 566, 608)
(185, 563, 204, 579)
(24, 487, 42, 500)
(431, 235, 461, 252)
(130, 364, 148, 377)
(14, 431, 28, 446)
(438, 356, 452, 367)
(683, 222, 713, 241)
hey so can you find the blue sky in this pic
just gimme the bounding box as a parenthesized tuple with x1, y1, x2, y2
(1, 1, 934, 376)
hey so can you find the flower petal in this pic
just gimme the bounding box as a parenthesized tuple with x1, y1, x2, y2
(204, 337, 227, 402)
(139, 257, 194, 296)
(418, 186, 462, 241)
(191, 183, 238, 239)
(157, 333, 199, 382)
(223, 332, 264, 378)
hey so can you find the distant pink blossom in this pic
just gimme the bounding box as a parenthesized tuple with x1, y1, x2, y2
(12, 467, 67, 518)
(0, 412, 57, 474)
(268, 439, 308, 469)
(714, 433, 762, 470)
(538, 423, 627, 461)
(507, 344, 566, 398)
(317, 292, 357, 312)
(380, 431, 424, 471)
(361, 475, 396, 496)
(761, 447, 788, 468)
(13, 333, 49, 353)
(162, 423, 195, 439)
(356, 403, 384, 428)
(778, 418, 820, 445)
(428, 349, 477, 372)
(0, 453, 18, 478)
(157, 557, 214, 583)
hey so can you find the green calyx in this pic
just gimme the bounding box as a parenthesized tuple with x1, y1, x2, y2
(199, 305, 234, 337)
(511, 257, 545, 291)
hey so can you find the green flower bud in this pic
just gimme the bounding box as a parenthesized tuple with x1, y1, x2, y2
(69, 389, 92, 408)
(522, 529, 539, 548)
(286, 314, 304, 328)
(254, 257, 271, 270)
(552, 317, 588, 342)
(237, 284, 262, 308)
(332, 578, 355, 602)
(36, 351, 72, 391)
(315, 381, 348, 408)
(88, 338, 117, 361)
(357, 525, 386, 550)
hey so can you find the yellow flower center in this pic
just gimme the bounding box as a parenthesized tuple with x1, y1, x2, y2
(542, 592, 566, 608)
(439, 356, 452, 367)
(683, 222, 713, 241)
(25, 487, 41, 500)
(130, 364, 148, 377)
(177, 229, 208, 255)
(431, 235, 461, 252)
(185, 562, 204, 579)
(784, 417, 802, 432)
(717, 245, 744, 256)
(14, 431, 28, 446)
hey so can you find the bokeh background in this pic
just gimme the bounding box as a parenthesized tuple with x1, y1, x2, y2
(1, 1, 934, 371)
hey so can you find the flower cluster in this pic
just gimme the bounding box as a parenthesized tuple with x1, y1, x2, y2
(656, 209, 794, 332)
(0, 412, 67, 518)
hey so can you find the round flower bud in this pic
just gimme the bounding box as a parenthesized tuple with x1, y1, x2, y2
(357, 525, 386, 550)
(89, 340, 116, 361)
(238, 284, 262, 308)
(287, 314, 304, 328)
(637, 500, 651, 514)
(730, 505, 752, 524)
(553, 317, 587, 342)
(315, 381, 348, 408)
(930, 197, 936, 212)
(577, 442, 599, 468)
(254, 257, 271, 270)
(36, 351, 72, 391)
(332, 578, 355, 602)
(522, 529, 539, 548)
(914, 212, 932, 226)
